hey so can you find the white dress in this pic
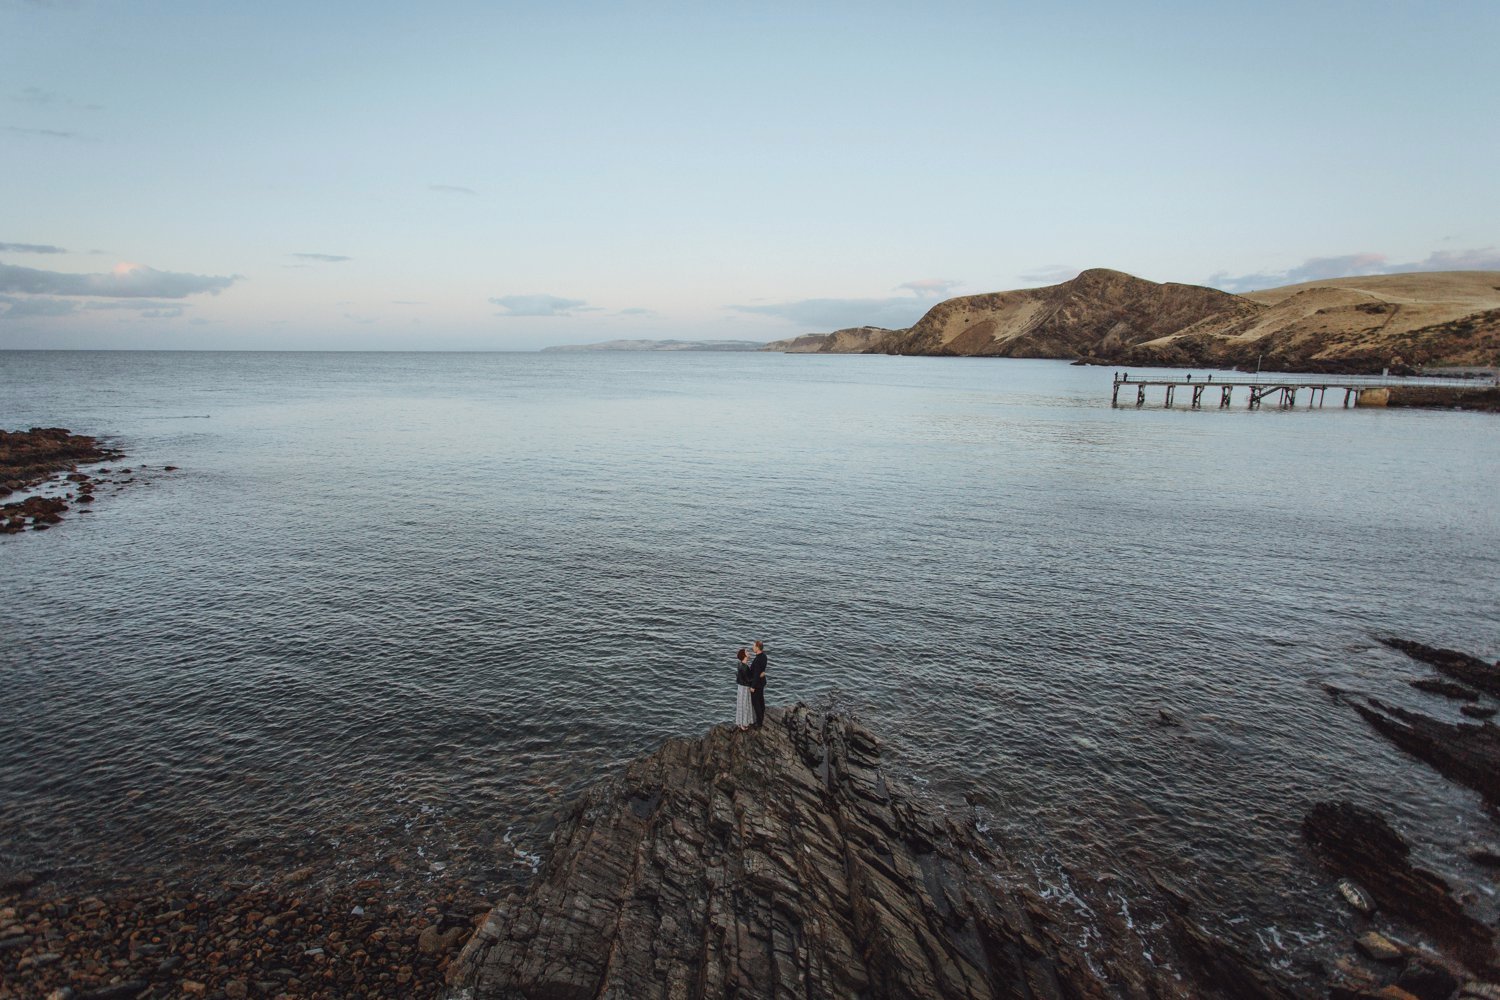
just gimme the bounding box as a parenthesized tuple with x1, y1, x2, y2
(735, 672, 755, 727)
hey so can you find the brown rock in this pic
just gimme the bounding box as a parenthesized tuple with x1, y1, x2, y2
(1356, 931, 1406, 962)
(1303, 801, 1497, 976)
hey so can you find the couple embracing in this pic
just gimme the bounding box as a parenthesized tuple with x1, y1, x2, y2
(733, 641, 768, 731)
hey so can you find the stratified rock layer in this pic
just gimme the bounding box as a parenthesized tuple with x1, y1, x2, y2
(448, 706, 1291, 1000)
(1303, 801, 1497, 978)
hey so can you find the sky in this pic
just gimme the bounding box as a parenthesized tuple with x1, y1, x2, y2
(2, 0, 1497, 350)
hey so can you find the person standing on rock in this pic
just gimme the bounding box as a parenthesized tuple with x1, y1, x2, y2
(734, 648, 755, 731)
(750, 641, 768, 729)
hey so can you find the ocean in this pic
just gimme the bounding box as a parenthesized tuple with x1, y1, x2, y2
(3, 349, 1498, 966)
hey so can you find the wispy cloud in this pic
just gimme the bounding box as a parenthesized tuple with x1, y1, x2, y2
(728, 297, 932, 331)
(13, 86, 101, 111)
(1018, 265, 1081, 285)
(1208, 247, 1500, 293)
(490, 294, 590, 317)
(0, 241, 67, 253)
(617, 307, 655, 317)
(288, 252, 352, 262)
(0, 295, 192, 320)
(896, 278, 961, 298)
(4, 125, 74, 138)
(0, 295, 79, 319)
(0, 261, 237, 298)
(430, 184, 478, 196)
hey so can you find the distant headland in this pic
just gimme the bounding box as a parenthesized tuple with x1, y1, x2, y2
(762, 268, 1500, 375)
(541, 339, 766, 353)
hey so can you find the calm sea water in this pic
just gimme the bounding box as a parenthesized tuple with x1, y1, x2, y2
(3, 350, 1498, 963)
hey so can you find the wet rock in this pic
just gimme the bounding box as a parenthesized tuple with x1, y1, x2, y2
(1340, 878, 1377, 914)
(449, 704, 1293, 999)
(79, 983, 149, 1000)
(1465, 845, 1500, 867)
(1303, 801, 1497, 976)
(1394, 959, 1461, 1000)
(1410, 677, 1480, 700)
(0, 428, 122, 487)
(1353, 698, 1500, 807)
(1157, 707, 1183, 727)
(1356, 931, 1406, 962)
(1460, 704, 1497, 720)
(1383, 638, 1500, 700)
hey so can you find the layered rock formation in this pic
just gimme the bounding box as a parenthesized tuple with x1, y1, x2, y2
(763, 326, 901, 354)
(446, 705, 1294, 1000)
(762, 269, 1500, 374)
(1303, 802, 1497, 979)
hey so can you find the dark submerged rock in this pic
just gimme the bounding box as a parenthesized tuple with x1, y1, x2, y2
(1383, 638, 1500, 700)
(1409, 677, 1480, 701)
(1352, 698, 1500, 807)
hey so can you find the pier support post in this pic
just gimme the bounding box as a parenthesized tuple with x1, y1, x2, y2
(1220, 386, 1232, 408)
(1112, 380, 1120, 407)
(1164, 385, 1175, 407)
(1192, 385, 1204, 409)
(1136, 385, 1146, 407)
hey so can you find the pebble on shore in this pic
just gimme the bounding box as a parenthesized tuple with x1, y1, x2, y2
(0, 877, 483, 1000)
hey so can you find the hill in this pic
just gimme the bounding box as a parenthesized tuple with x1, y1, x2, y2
(762, 325, 897, 353)
(767, 270, 1500, 373)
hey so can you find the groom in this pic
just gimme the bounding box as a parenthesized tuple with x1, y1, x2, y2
(750, 640, 768, 728)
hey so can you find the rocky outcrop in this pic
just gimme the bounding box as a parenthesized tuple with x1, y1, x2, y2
(446, 705, 1295, 1000)
(1353, 699, 1500, 807)
(0, 427, 121, 495)
(1384, 385, 1500, 411)
(1381, 637, 1500, 699)
(1303, 801, 1497, 977)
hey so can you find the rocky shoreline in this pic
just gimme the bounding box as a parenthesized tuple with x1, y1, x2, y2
(7, 643, 1499, 998)
(0, 876, 487, 1000)
(0, 427, 173, 533)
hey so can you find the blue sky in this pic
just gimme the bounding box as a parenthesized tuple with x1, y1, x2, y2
(2, 0, 1497, 349)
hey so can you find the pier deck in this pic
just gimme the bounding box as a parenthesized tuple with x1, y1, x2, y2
(1111, 373, 1497, 410)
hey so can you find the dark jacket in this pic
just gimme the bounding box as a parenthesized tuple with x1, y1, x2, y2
(751, 651, 767, 691)
(736, 659, 753, 687)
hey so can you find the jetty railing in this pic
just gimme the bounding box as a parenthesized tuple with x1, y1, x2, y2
(1110, 372, 1497, 410)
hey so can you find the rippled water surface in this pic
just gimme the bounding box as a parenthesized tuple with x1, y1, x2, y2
(3, 350, 1498, 959)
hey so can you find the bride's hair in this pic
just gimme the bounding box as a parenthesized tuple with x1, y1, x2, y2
(736, 647, 748, 661)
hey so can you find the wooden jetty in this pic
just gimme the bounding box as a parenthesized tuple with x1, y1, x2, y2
(1110, 372, 1493, 410)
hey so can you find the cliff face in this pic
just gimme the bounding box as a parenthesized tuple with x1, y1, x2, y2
(763, 326, 897, 354)
(765, 270, 1500, 373)
(445, 706, 1294, 1000)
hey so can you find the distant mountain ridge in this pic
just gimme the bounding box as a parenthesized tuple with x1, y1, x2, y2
(543, 339, 766, 353)
(763, 269, 1500, 373)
